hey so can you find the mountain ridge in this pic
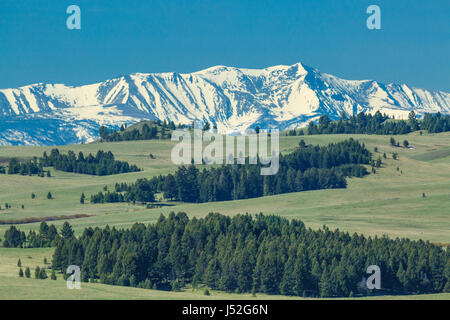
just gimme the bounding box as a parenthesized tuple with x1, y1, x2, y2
(1, 62, 449, 145)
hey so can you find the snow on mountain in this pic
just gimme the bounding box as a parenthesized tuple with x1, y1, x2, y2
(0, 62, 449, 145)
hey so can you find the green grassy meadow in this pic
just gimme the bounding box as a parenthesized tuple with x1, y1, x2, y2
(0, 131, 449, 299)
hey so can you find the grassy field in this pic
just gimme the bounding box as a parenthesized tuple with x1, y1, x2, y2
(0, 132, 449, 299)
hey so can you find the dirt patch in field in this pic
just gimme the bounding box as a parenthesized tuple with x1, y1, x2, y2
(0, 214, 92, 225)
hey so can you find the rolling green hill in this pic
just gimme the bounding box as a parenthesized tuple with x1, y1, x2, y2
(1, 132, 448, 242)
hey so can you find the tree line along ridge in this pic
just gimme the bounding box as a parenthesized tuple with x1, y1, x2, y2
(3, 149, 140, 176)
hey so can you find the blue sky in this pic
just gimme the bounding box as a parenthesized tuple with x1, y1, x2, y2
(0, 0, 449, 91)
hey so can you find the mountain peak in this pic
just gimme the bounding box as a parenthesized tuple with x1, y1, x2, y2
(0, 62, 449, 145)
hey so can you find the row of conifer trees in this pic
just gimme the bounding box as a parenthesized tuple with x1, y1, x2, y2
(46, 213, 450, 297)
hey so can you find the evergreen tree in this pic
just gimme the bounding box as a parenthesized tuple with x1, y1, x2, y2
(25, 267, 31, 278)
(99, 126, 109, 140)
(40, 268, 48, 279)
(408, 111, 419, 131)
(390, 137, 396, 146)
(163, 174, 177, 200)
(3, 226, 26, 248)
(61, 222, 74, 240)
(319, 268, 331, 297)
(35, 266, 41, 279)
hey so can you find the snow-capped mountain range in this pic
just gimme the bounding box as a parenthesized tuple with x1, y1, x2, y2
(0, 62, 449, 145)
